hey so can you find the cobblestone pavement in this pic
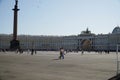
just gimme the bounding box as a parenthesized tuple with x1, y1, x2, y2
(0, 51, 117, 80)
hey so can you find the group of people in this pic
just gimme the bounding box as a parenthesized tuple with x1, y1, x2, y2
(15, 49, 37, 55)
(13, 47, 66, 58)
(31, 49, 37, 55)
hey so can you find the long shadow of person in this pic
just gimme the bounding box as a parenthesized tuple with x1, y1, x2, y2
(52, 59, 60, 60)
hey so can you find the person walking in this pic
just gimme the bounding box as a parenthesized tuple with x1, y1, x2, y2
(59, 47, 65, 59)
(31, 49, 34, 55)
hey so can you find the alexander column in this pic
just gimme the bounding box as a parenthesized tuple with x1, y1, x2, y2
(10, 0, 20, 50)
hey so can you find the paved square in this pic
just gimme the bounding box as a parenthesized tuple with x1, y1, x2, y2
(0, 51, 117, 80)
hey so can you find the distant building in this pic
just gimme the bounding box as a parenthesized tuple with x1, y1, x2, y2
(0, 26, 120, 51)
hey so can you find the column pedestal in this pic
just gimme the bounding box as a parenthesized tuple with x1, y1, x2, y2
(10, 39, 20, 50)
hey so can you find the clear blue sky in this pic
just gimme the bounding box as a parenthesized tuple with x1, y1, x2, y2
(0, 0, 120, 36)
